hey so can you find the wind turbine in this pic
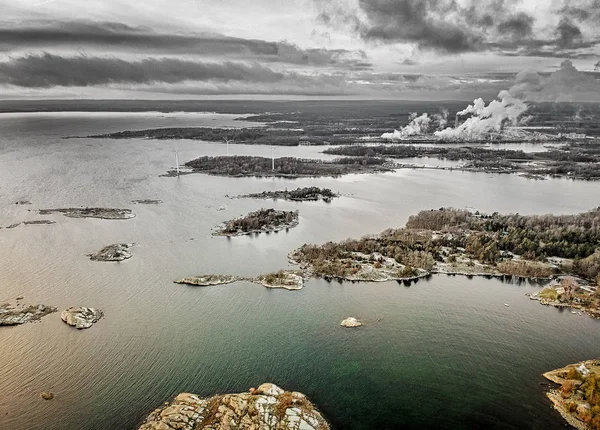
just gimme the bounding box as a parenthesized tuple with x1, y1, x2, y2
(171, 146, 181, 176)
(270, 146, 276, 171)
(224, 138, 233, 156)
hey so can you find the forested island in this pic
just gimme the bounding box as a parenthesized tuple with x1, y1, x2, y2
(170, 155, 391, 178)
(238, 187, 338, 202)
(324, 141, 600, 180)
(214, 208, 299, 236)
(288, 207, 600, 314)
(544, 360, 600, 429)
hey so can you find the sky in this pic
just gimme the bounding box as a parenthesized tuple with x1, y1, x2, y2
(0, 0, 599, 100)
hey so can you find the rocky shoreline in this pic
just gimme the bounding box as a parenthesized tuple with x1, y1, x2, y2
(138, 382, 329, 430)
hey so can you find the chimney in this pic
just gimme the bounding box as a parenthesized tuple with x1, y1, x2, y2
(454, 114, 459, 129)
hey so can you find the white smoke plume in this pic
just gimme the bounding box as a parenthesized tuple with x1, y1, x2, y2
(380, 60, 598, 142)
(434, 91, 529, 141)
(382, 109, 448, 140)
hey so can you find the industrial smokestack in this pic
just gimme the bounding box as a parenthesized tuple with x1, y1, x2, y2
(454, 114, 458, 129)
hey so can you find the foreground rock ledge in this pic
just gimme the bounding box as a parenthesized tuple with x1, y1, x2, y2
(61, 307, 104, 329)
(543, 360, 600, 430)
(138, 382, 330, 430)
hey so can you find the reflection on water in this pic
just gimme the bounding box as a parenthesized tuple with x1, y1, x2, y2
(0, 112, 599, 430)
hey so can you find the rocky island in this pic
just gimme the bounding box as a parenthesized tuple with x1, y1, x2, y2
(88, 243, 133, 262)
(168, 155, 392, 178)
(543, 360, 600, 429)
(61, 307, 104, 329)
(1, 220, 56, 229)
(176, 270, 306, 291)
(132, 199, 163, 205)
(175, 274, 239, 287)
(238, 187, 339, 203)
(214, 208, 299, 237)
(39, 207, 135, 219)
(138, 382, 329, 430)
(341, 317, 362, 328)
(0, 303, 57, 326)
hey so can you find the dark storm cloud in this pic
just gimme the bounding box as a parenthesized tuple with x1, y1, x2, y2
(316, 0, 599, 57)
(556, 18, 584, 47)
(0, 20, 371, 69)
(0, 54, 285, 87)
(496, 13, 534, 38)
(353, 0, 483, 52)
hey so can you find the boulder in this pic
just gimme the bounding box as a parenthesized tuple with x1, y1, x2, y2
(61, 307, 103, 329)
(340, 317, 362, 328)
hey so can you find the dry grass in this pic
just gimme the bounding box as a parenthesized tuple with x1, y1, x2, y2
(274, 392, 293, 420)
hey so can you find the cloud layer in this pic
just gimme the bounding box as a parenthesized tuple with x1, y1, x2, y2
(0, 20, 371, 69)
(0, 1, 598, 99)
(316, 0, 600, 58)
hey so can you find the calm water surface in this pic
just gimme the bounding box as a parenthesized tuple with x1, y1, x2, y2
(0, 112, 599, 430)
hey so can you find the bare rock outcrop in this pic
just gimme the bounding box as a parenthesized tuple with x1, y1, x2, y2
(340, 317, 362, 328)
(88, 243, 133, 261)
(61, 307, 103, 329)
(0, 303, 57, 326)
(138, 383, 329, 430)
